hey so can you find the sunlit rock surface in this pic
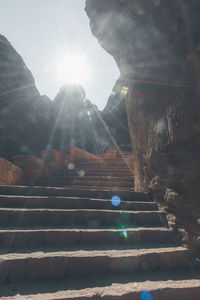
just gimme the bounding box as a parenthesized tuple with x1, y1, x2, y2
(11, 146, 99, 186)
(86, 0, 200, 250)
(0, 34, 52, 159)
(0, 158, 24, 185)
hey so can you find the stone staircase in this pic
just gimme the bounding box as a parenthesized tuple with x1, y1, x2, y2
(0, 160, 199, 299)
(38, 157, 134, 191)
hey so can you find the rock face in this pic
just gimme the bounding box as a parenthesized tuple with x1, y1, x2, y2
(51, 83, 130, 154)
(11, 146, 99, 186)
(0, 158, 24, 185)
(51, 84, 103, 153)
(86, 0, 200, 250)
(0, 34, 52, 159)
(102, 80, 131, 150)
(12, 155, 45, 185)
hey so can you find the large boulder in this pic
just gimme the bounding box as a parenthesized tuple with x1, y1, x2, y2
(41, 149, 64, 176)
(0, 158, 24, 185)
(12, 155, 45, 185)
(86, 0, 200, 250)
(62, 146, 98, 163)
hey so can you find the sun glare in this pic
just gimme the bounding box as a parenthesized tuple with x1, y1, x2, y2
(56, 54, 91, 86)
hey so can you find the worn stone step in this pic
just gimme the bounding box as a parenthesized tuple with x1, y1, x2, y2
(37, 178, 134, 191)
(79, 170, 132, 174)
(79, 161, 131, 165)
(1, 278, 200, 299)
(59, 180, 133, 187)
(0, 208, 167, 228)
(65, 176, 134, 181)
(0, 228, 174, 250)
(0, 247, 191, 283)
(39, 182, 134, 190)
(82, 171, 133, 176)
(0, 185, 151, 201)
(55, 176, 134, 182)
(62, 186, 133, 191)
(0, 195, 157, 210)
(38, 178, 134, 189)
(78, 167, 131, 171)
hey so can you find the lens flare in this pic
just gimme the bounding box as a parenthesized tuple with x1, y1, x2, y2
(78, 170, 85, 177)
(111, 195, 121, 207)
(141, 290, 155, 300)
(68, 163, 75, 170)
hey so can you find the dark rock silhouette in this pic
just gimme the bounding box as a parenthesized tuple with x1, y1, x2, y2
(102, 80, 131, 150)
(0, 34, 52, 159)
(51, 83, 107, 153)
(86, 0, 200, 251)
(50, 83, 131, 154)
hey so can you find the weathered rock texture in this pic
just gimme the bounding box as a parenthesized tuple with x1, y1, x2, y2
(102, 80, 131, 149)
(86, 0, 200, 250)
(51, 84, 106, 153)
(0, 158, 24, 185)
(0, 34, 52, 159)
(51, 83, 131, 153)
(11, 146, 99, 185)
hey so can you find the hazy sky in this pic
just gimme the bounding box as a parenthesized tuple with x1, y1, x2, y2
(0, 0, 119, 110)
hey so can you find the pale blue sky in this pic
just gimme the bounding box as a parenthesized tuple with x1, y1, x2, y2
(0, 0, 119, 110)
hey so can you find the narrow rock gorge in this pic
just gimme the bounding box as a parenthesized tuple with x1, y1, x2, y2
(0, 34, 130, 160)
(86, 0, 200, 251)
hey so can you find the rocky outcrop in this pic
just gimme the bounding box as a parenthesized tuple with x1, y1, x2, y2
(12, 155, 45, 185)
(102, 80, 131, 149)
(0, 34, 52, 159)
(51, 84, 99, 153)
(0, 158, 24, 185)
(11, 146, 99, 186)
(51, 84, 123, 154)
(86, 0, 200, 251)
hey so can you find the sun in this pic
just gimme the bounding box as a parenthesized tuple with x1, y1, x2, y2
(56, 54, 91, 86)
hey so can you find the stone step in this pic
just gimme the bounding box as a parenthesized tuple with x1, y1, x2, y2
(67, 176, 134, 181)
(81, 171, 133, 176)
(0, 247, 191, 283)
(72, 181, 133, 187)
(0, 228, 174, 250)
(0, 208, 167, 228)
(0, 185, 151, 201)
(0, 195, 157, 210)
(78, 166, 132, 170)
(39, 180, 133, 189)
(50, 179, 133, 187)
(61, 186, 133, 191)
(2, 278, 199, 300)
(78, 165, 132, 169)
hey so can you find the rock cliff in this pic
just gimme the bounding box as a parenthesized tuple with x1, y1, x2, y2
(102, 79, 131, 150)
(86, 0, 200, 251)
(0, 34, 52, 159)
(51, 82, 130, 154)
(51, 83, 109, 153)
